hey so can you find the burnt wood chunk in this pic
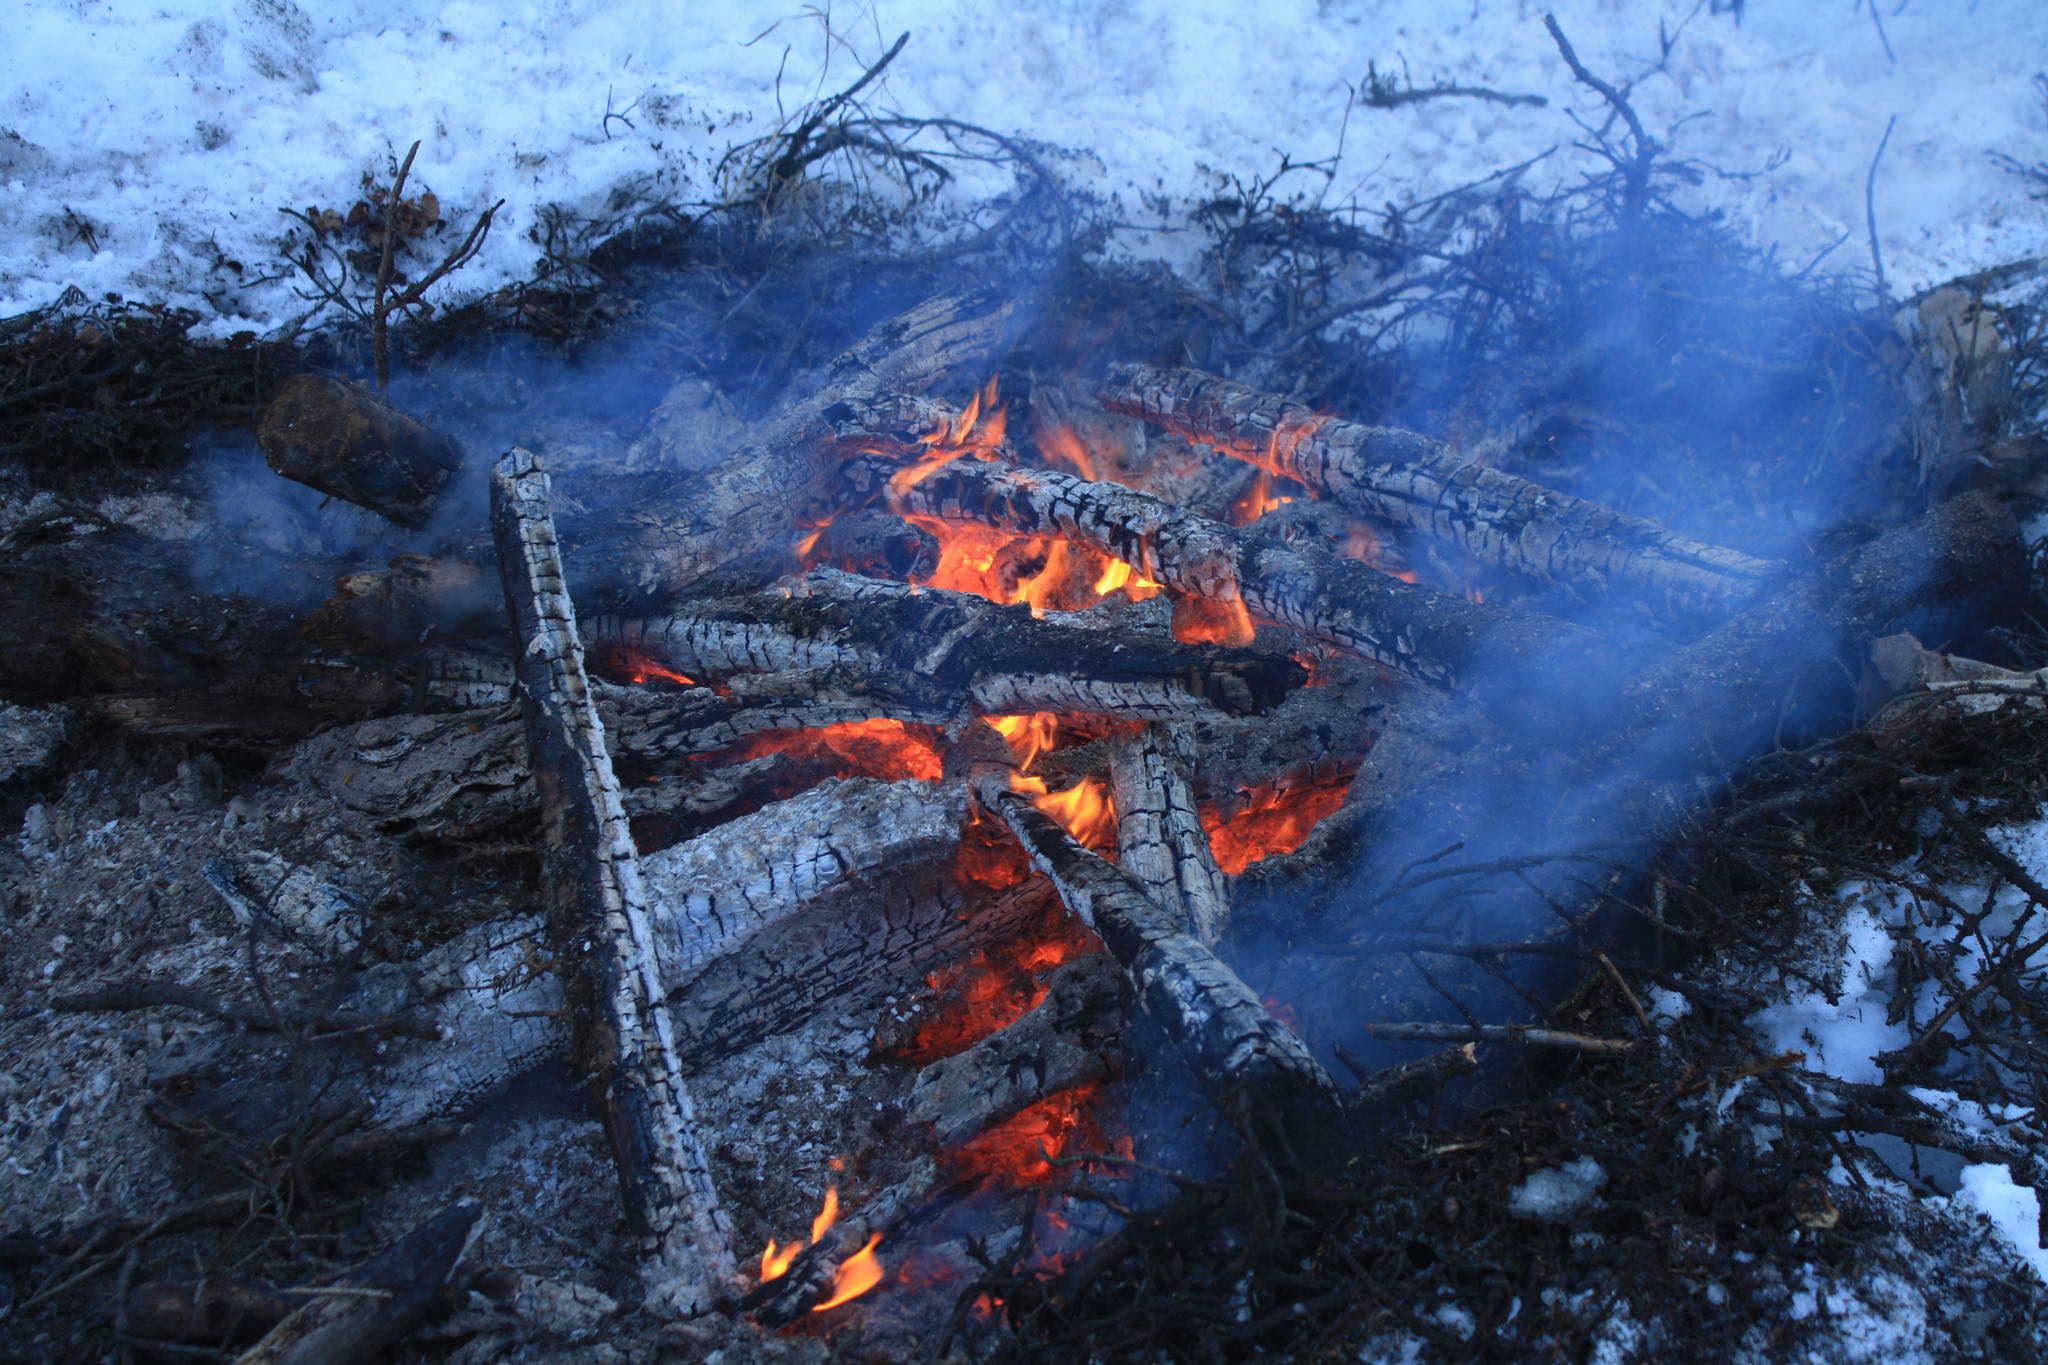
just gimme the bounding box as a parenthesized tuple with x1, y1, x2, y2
(1103, 363, 1782, 616)
(1109, 723, 1232, 946)
(488, 448, 737, 1315)
(891, 455, 1617, 736)
(966, 763, 1338, 1119)
(257, 374, 463, 530)
(233, 1201, 480, 1365)
(586, 567, 1305, 734)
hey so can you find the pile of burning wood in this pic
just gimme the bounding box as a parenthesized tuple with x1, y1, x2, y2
(4, 277, 2026, 1356)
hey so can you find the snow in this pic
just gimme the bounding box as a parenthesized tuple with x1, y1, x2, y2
(1955, 1163, 2048, 1281)
(1508, 1155, 1608, 1221)
(4, 1, 2044, 335)
(1747, 893, 1911, 1085)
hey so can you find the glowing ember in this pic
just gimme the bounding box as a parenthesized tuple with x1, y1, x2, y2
(881, 899, 1098, 1067)
(725, 719, 945, 783)
(593, 645, 697, 688)
(1201, 772, 1357, 875)
(942, 1084, 1131, 1187)
(813, 1232, 884, 1312)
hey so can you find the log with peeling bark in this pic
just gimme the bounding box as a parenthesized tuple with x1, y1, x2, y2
(233, 1201, 480, 1365)
(964, 760, 1338, 1122)
(256, 374, 464, 530)
(588, 567, 1304, 733)
(1109, 723, 1232, 946)
(1102, 363, 1784, 617)
(890, 454, 1618, 735)
(311, 289, 1015, 651)
(489, 448, 737, 1315)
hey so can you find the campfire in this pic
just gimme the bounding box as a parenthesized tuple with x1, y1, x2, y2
(3, 196, 2045, 1358)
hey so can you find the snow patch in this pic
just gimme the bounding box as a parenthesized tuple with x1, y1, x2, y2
(1508, 1156, 1607, 1223)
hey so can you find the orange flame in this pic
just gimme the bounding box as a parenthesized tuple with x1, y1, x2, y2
(1010, 773, 1117, 851)
(986, 712, 1058, 774)
(1200, 772, 1357, 874)
(1228, 472, 1293, 526)
(881, 898, 1098, 1066)
(813, 1232, 884, 1312)
(592, 645, 698, 688)
(1170, 592, 1256, 648)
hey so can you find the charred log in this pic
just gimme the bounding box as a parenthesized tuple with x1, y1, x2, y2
(489, 448, 737, 1314)
(1102, 363, 1783, 617)
(890, 455, 1617, 736)
(256, 374, 464, 530)
(1109, 723, 1232, 946)
(966, 762, 1338, 1122)
(588, 568, 1304, 740)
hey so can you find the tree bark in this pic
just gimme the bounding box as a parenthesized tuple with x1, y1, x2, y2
(1102, 363, 1782, 617)
(489, 448, 737, 1315)
(256, 374, 463, 530)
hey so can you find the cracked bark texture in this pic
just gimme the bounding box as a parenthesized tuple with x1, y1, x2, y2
(1109, 723, 1233, 946)
(1103, 363, 1783, 616)
(892, 456, 1616, 736)
(489, 449, 736, 1316)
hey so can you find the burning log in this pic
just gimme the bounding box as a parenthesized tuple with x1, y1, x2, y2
(256, 374, 464, 530)
(964, 759, 1339, 1121)
(890, 454, 1618, 735)
(1102, 363, 1783, 617)
(233, 1200, 480, 1365)
(488, 449, 737, 1315)
(312, 289, 1016, 650)
(1108, 723, 1232, 946)
(588, 567, 1304, 743)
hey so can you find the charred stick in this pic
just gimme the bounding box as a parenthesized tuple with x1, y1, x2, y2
(1366, 1021, 1636, 1055)
(1108, 723, 1233, 946)
(966, 762, 1338, 1117)
(891, 456, 1617, 736)
(489, 449, 736, 1315)
(256, 375, 463, 530)
(1102, 364, 1782, 617)
(52, 981, 438, 1042)
(234, 1201, 480, 1365)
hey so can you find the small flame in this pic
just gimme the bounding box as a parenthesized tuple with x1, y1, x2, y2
(1009, 773, 1117, 851)
(1228, 471, 1293, 526)
(1170, 592, 1257, 648)
(810, 1185, 839, 1245)
(813, 1233, 885, 1312)
(985, 712, 1058, 774)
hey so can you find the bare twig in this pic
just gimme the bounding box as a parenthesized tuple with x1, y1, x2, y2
(1865, 114, 1898, 302)
(1543, 13, 1659, 220)
(1367, 1021, 1637, 1055)
(372, 140, 420, 396)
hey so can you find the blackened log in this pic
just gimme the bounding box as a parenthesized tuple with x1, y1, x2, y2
(966, 763, 1338, 1118)
(1109, 723, 1232, 946)
(256, 374, 463, 530)
(891, 456, 1617, 736)
(1103, 363, 1782, 616)
(587, 567, 1304, 730)
(233, 1200, 480, 1365)
(489, 449, 737, 1314)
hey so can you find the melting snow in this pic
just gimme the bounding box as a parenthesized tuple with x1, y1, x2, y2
(1508, 1155, 1608, 1222)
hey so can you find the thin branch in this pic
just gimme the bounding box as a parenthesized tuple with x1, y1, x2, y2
(373, 140, 421, 397)
(1865, 114, 1898, 302)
